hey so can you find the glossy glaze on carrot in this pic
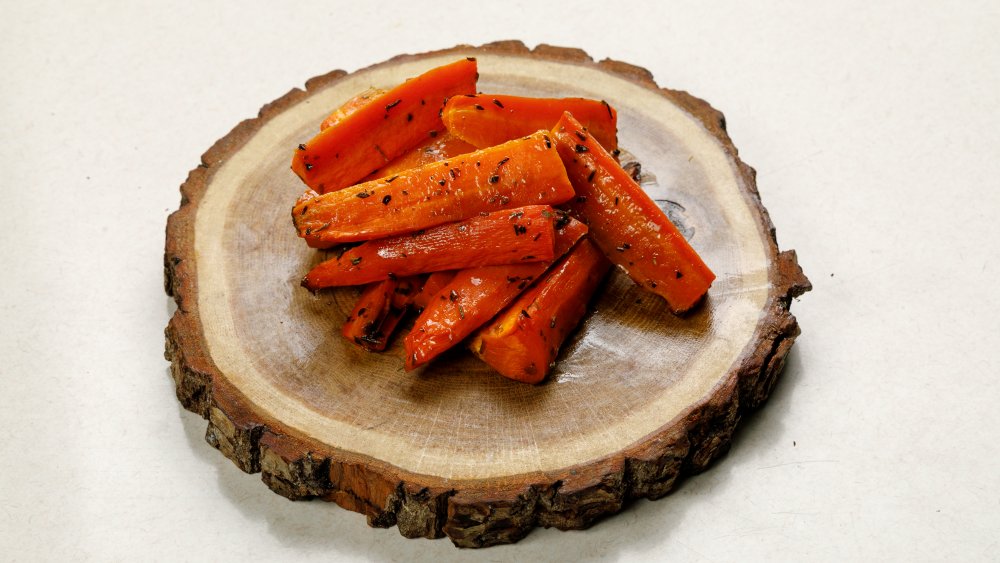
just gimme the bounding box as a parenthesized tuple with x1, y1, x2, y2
(469, 238, 611, 384)
(292, 131, 574, 248)
(360, 133, 476, 182)
(404, 213, 588, 370)
(442, 94, 618, 151)
(411, 270, 457, 310)
(551, 112, 715, 314)
(291, 58, 478, 193)
(302, 205, 558, 291)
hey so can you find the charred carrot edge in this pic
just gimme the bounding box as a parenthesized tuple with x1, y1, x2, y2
(341, 276, 422, 351)
(360, 133, 477, 183)
(412, 270, 457, 310)
(404, 213, 588, 370)
(469, 238, 612, 384)
(551, 112, 715, 314)
(443, 94, 618, 152)
(389, 276, 423, 309)
(320, 87, 385, 131)
(302, 205, 558, 291)
(292, 58, 478, 193)
(341, 279, 396, 350)
(292, 131, 574, 248)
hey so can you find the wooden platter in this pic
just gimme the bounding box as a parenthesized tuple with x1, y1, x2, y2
(163, 41, 810, 547)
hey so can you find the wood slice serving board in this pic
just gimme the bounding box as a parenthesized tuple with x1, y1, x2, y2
(164, 41, 810, 547)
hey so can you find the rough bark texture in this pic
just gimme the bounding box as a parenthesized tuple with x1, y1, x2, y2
(163, 41, 810, 548)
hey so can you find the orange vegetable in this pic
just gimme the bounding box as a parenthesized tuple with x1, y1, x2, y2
(291, 58, 478, 193)
(443, 94, 618, 151)
(551, 112, 715, 314)
(469, 238, 611, 384)
(292, 131, 575, 248)
(412, 270, 457, 310)
(389, 276, 423, 309)
(404, 212, 588, 370)
(319, 87, 385, 131)
(302, 205, 559, 291)
(361, 133, 476, 182)
(342, 276, 422, 351)
(340, 280, 397, 350)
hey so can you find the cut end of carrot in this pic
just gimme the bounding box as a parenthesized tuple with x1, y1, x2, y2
(551, 111, 714, 314)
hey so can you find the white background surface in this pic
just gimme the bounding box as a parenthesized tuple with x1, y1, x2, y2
(2, 1, 998, 561)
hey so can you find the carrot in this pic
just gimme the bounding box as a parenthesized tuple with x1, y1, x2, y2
(404, 212, 588, 370)
(551, 112, 715, 314)
(302, 205, 559, 291)
(412, 270, 457, 310)
(390, 275, 423, 308)
(341, 279, 395, 350)
(292, 131, 575, 248)
(342, 276, 422, 351)
(469, 238, 611, 384)
(320, 87, 385, 131)
(361, 133, 476, 182)
(291, 58, 478, 193)
(443, 94, 618, 152)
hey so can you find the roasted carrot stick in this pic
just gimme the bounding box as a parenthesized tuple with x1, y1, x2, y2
(291, 58, 478, 193)
(320, 87, 385, 131)
(389, 275, 423, 308)
(469, 238, 611, 384)
(361, 133, 476, 182)
(342, 275, 422, 351)
(404, 212, 588, 370)
(302, 205, 558, 291)
(292, 131, 574, 248)
(412, 270, 457, 310)
(551, 112, 715, 314)
(341, 279, 395, 350)
(443, 94, 618, 152)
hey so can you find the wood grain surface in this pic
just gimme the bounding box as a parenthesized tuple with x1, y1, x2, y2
(164, 41, 810, 547)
